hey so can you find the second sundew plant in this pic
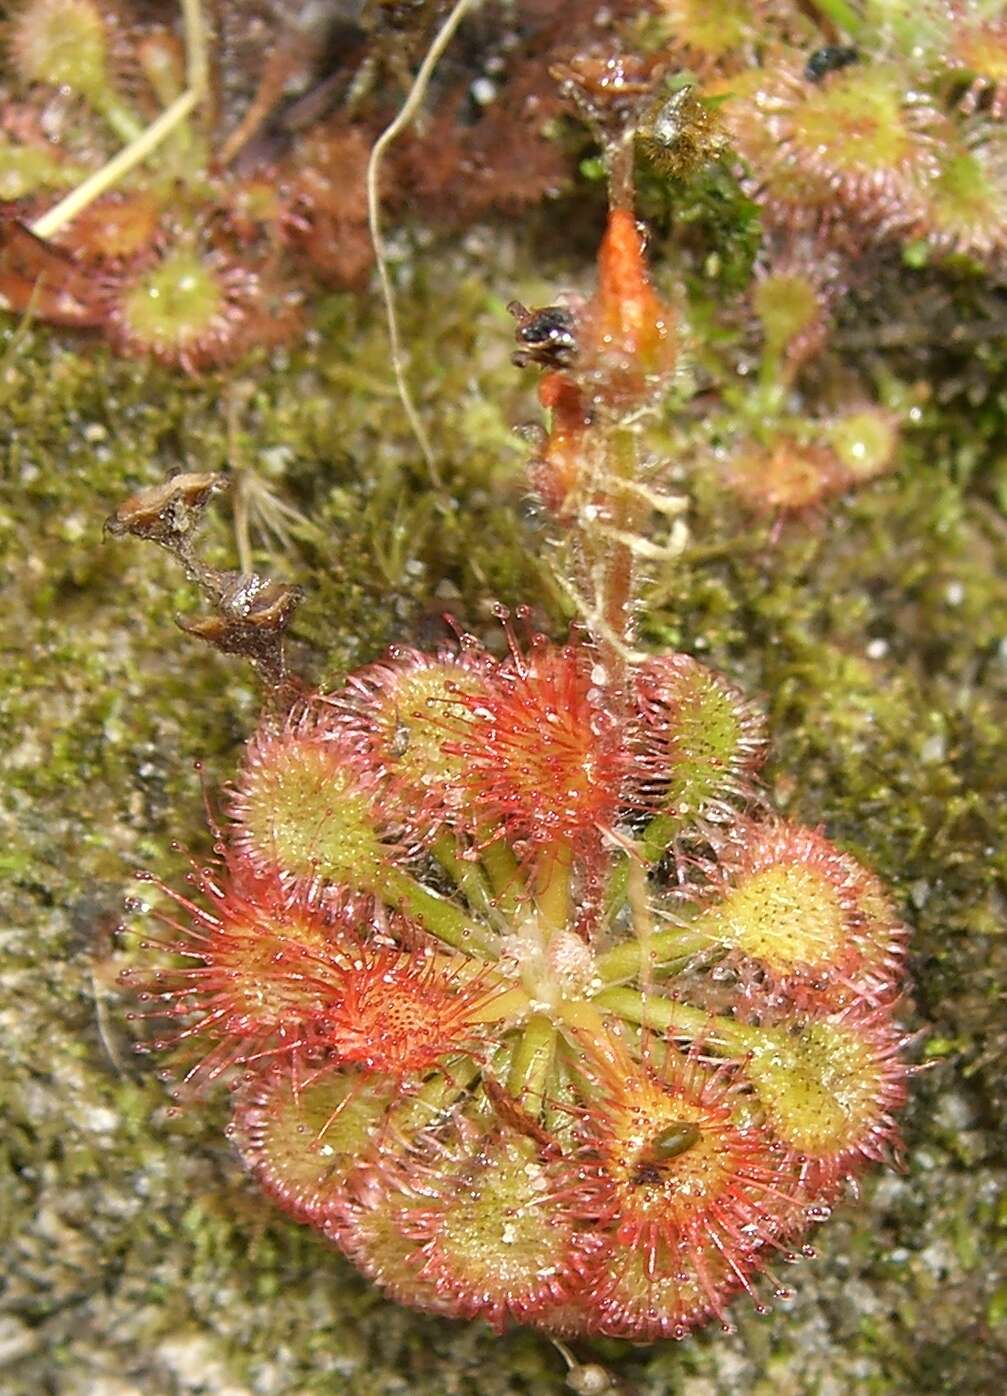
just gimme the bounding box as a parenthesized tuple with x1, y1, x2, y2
(120, 75, 913, 1348)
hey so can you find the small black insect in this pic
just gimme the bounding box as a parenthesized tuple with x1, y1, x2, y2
(805, 45, 860, 83)
(508, 300, 577, 370)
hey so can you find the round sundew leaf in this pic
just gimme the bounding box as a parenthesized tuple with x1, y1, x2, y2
(195, 900, 347, 1034)
(340, 649, 490, 835)
(585, 1237, 740, 1342)
(229, 1067, 395, 1226)
(743, 1007, 909, 1193)
(699, 861, 847, 971)
(657, 0, 753, 62)
(753, 271, 821, 359)
(694, 820, 897, 997)
(233, 722, 386, 892)
(451, 641, 623, 857)
(406, 1128, 601, 1330)
(121, 250, 227, 358)
(330, 1173, 457, 1318)
(918, 130, 1007, 260)
(316, 946, 506, 1080)
(122, 870, 360, 1091)
(0, 137, 77, 201)
(65, 190, 163, 260)
(741, 61, 940, 229)
(726, 438, 843, 513)
(828, 409, 899, 483)
(12, 0, 109, 101)
(580, 1047, 799, 1289)
(371, 662, 482, 791)
(781, 65, 937, 185)
(633, 654, 767, 823)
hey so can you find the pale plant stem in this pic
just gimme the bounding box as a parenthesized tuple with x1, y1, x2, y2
(506, 1013, 556, 1111)
(599, 424, 644, 668)
(466, 984, 531, 1024)
(595, 923, 713, 985)
(478, 832, 524, 917)
(626, 850, 654, 993)
(533, 842, 573, 936)
(31, 0, 208, 241)
(366, 0, 481, 490)
(431, 834, 496, 919)
(557, 997, 636, 1076)
(182, 0, 209, 95)
(31, 93, 197, 239)
(382, 864, 499, 958)
(388, 1056, 481, 1138)
(591, 986, 759, 1053)
(226, 385, 254, 575)
(602, 810, 687, 922)
(93, 95, 144, 146)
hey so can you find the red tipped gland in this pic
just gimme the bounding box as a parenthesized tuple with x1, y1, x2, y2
(316, 946, 507, 1079)
(448, 639, 624, 872)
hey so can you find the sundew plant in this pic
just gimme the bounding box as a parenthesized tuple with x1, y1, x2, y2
(107, 33, 918, 1360)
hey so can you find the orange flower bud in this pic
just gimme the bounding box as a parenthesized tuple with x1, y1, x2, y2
(583, 207, 677, 399)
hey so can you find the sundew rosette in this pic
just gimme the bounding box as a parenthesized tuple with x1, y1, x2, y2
(123, 623, 914, 1341)
(120, 178, 914, 1349)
